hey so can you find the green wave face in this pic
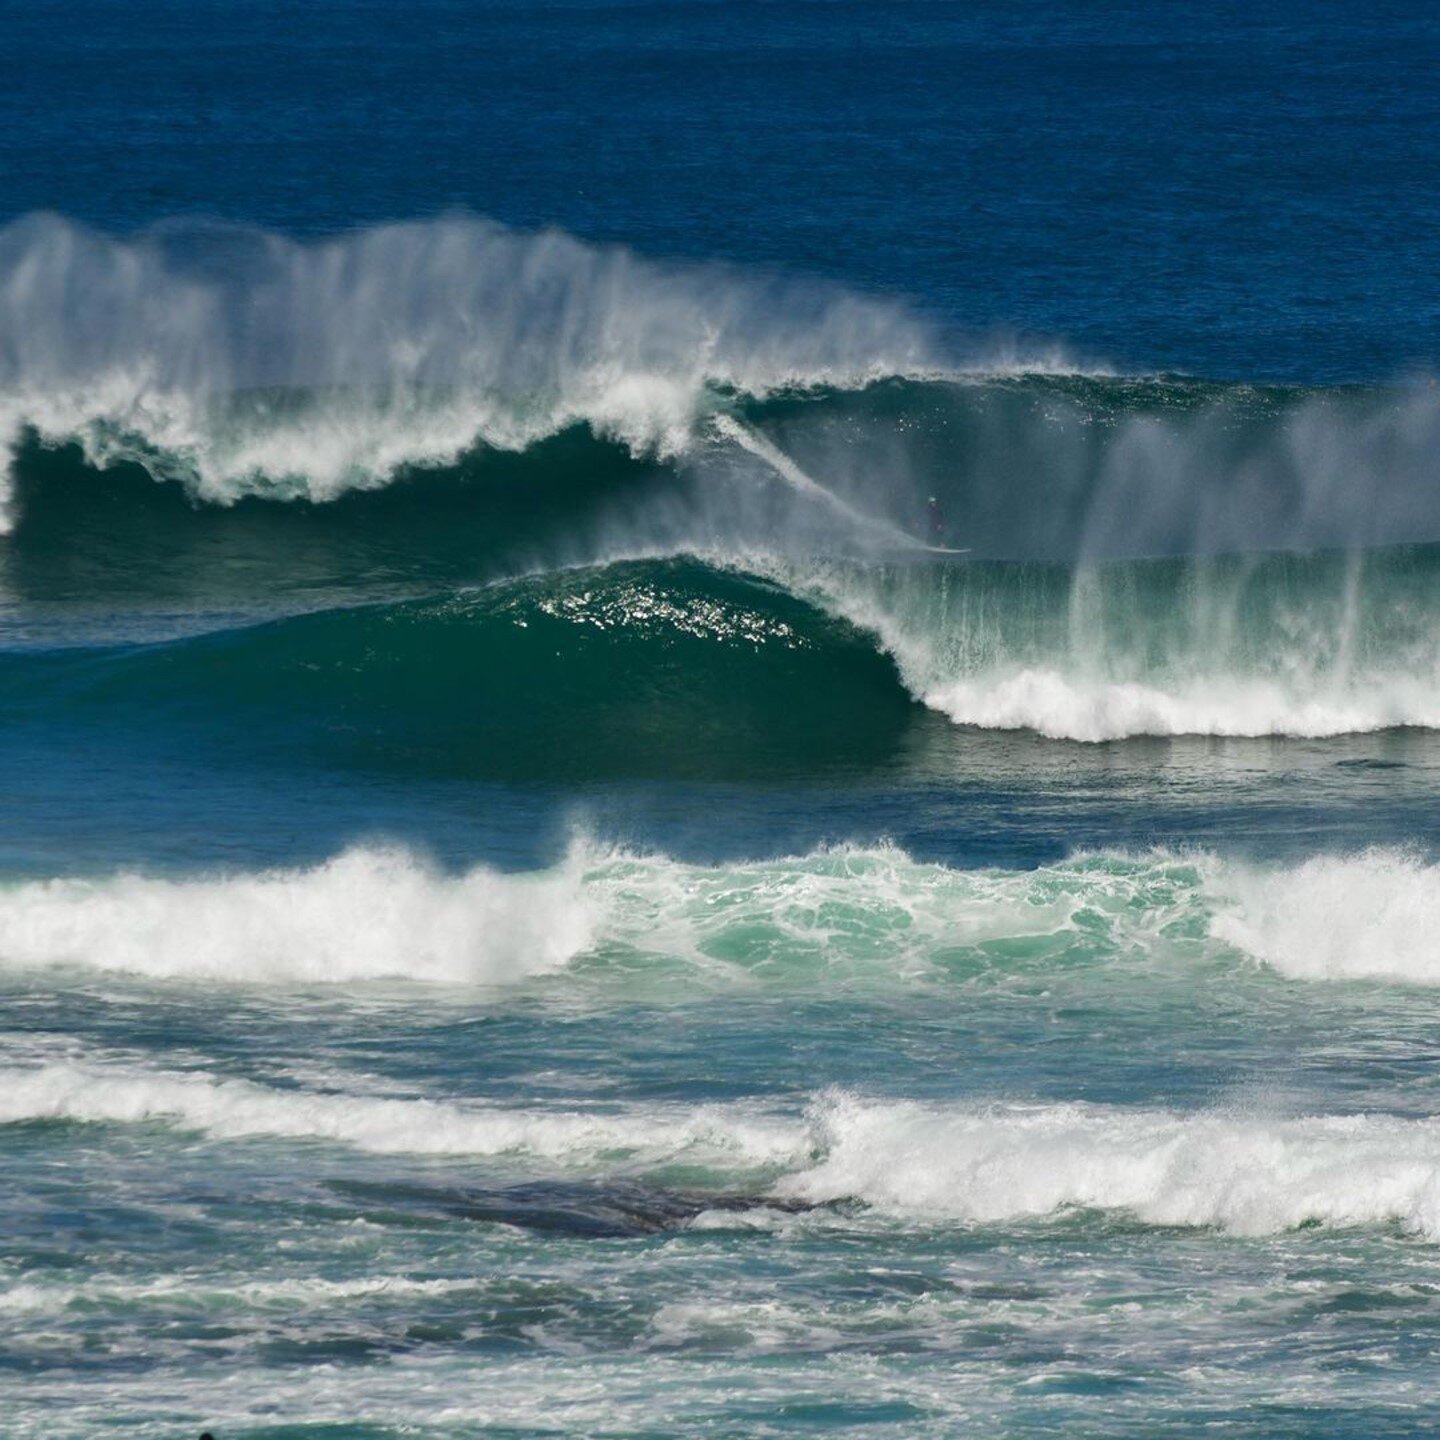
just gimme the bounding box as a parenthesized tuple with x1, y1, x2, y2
(10, 541, 1440, 784)
(0, 560, 922, 780)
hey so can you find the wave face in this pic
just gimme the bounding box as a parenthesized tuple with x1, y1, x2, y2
(3, 840, 1436, 989)
(0, 559, 918, 778)
(11, 549, 1440, 761)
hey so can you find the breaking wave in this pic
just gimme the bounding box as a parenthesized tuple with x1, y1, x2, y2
(1, 837, 1438, 989)
(9, 548, 1440, 754)
(779, 1093, 1440, 1238)
(0, 211, 942, 522)
(4, 213, 1440, 744)
(13, 1058, 1440, 1239)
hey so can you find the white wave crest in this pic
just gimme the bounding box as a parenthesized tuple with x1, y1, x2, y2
(0, 845, 597, 984)
(1210, 847, 1440, 984)
(782, 1092, 1440, 1238)
(0, 1060, 805, 1167)
(0, 212, 945, 524)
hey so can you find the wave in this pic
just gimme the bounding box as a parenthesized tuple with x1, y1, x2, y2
(12, 1059, 1440, 1239)
(0, 212, 943, 525)
(1, 837, 1437, 989)
(2, 216, 1437, 563)
(0, 845, 596, 984)
(4, 215, 1440, 745)
(772, 544, 1440, 740)
(1209, 848, 1440, 984)
(0, 1060, 803, 1168)
(11, 546, 1440, 755)
(779, 1093, 1440, 1238)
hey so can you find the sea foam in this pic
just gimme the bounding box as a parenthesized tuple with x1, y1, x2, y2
(0, 841, 1436, 988)
(0, 846, 596, 984)
(0, 213, 941, 524)
(1210, 847, 1440, 984)
(782, 1092, 1440, 1238)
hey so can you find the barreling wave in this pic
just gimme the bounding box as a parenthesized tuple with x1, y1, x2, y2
(1, 837, 1436, 989)
(10, 546, 1440, 753)
(6, 213, 1440, 743)
(11, 1058, 1440, 1239)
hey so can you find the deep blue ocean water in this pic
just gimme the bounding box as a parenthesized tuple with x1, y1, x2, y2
(4, 4, 1440, 1438)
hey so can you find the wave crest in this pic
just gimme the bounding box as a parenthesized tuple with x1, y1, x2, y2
(0, 212, 941, 523)
(3, 838, 1439, 989)
(0, 845, 596, 984)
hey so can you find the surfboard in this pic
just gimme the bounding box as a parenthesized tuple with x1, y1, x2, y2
(712, 414, 969, 555)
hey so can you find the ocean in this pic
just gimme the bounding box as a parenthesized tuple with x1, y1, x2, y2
(3, 3, 1440, 1437)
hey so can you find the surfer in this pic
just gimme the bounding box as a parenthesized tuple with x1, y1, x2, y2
(927, 495, 947, 544)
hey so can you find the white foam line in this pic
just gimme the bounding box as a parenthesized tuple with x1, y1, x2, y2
(10, 1060, 1440, 1238)
(0, 1060, 807, 1166)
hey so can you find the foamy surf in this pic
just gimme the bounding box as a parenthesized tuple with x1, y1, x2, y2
(0, 1059, 806, 1168)
(10, 1059, 1440, 1240)
(1, 840, 1438, 989)
(781, 1092, 1440, 1238)
(0, 845, 597, 984)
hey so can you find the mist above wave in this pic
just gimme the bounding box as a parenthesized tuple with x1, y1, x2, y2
(770, 544, 1440, 740)
(0, 211, 942, 526)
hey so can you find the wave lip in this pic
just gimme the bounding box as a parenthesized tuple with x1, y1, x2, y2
(781, 1092, 1440, 1238)
(0, 212, 943, 522)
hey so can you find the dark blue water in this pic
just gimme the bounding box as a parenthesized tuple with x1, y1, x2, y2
(5, 6, 1440, 1439)
(4, 1, 1437, 380)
